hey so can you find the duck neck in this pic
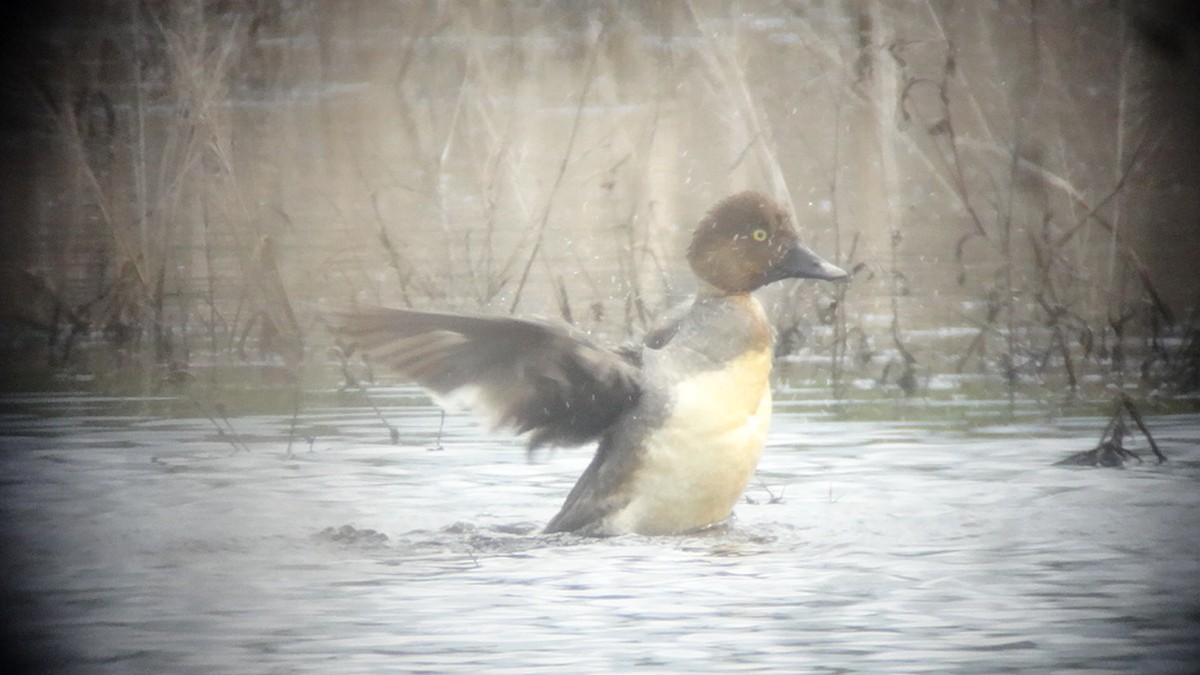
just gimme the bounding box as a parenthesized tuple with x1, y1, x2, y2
(694, 278, 748, 300)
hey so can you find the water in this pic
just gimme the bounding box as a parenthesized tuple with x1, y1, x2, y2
(2, 391, 1199, 672)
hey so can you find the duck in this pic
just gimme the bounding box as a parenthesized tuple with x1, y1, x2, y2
(336, 191, 849, 536)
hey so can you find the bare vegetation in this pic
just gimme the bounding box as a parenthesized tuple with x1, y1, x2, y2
(3, 1, 1198, 421)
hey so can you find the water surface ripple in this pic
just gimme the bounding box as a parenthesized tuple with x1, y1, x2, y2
(1, 393, 1198, 672)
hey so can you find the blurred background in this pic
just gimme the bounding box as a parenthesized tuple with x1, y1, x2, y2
(1, 0, 1198, 408)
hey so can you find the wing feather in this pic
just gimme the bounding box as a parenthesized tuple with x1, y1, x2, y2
(335, 307, 642, 448)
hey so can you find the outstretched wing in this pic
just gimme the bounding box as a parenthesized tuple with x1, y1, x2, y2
(335, 307, 642, 449)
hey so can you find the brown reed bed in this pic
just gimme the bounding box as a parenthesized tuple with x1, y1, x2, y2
(3, 1, 1195, 442)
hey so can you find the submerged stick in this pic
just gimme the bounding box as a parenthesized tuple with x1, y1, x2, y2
(1120, 394, 1166, 463)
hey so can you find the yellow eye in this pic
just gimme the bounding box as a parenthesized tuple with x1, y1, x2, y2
(752, 228, 768, 242)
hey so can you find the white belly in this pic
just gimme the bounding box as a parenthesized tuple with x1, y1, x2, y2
(610, 348, 772, 535)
